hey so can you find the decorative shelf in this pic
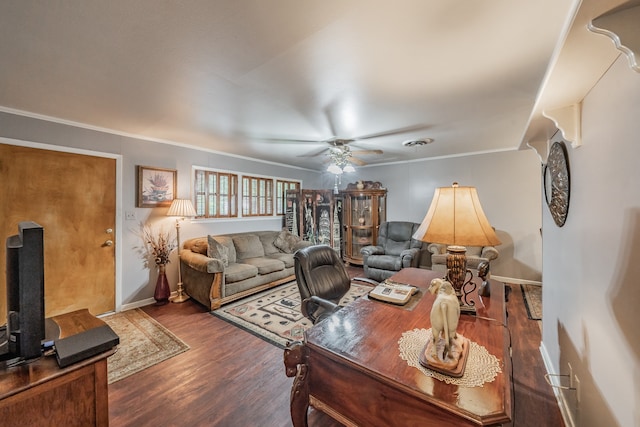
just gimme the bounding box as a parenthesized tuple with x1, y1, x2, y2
(588, 1, 640, 73)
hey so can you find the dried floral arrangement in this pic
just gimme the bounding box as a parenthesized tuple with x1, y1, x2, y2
(136, 224, 176, 268)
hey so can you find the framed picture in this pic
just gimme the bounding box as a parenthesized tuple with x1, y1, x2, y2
(137, 166, 177, 208)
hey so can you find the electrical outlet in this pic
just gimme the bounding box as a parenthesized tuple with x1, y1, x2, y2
(125, 211, 136, 221)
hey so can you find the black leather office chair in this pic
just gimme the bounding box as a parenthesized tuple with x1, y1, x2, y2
(293, 245, 352, 324)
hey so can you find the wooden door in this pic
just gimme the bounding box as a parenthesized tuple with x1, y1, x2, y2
(0, 143, 116, 318)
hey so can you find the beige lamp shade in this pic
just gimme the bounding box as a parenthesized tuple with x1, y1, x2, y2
(413, 183, 501, 247)
(167, 199, 197, 218)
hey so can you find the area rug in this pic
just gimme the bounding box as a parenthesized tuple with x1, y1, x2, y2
(102, 308, 190, 384)
(212, 281, 372, 348)
(521, 284, 542, 321)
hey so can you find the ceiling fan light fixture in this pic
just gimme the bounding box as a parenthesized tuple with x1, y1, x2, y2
(328, 163, 343, 174)
(343, 164, 355, 173)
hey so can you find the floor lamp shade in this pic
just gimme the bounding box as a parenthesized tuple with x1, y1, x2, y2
(167, 199, 197, 218)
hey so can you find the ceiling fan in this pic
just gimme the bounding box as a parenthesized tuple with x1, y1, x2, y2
(309, 139, 383, 167)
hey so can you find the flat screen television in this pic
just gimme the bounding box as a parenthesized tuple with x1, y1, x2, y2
(1, 221, 45, 362)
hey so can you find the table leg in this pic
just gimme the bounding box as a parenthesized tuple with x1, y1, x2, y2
(284, 342, 310, 427)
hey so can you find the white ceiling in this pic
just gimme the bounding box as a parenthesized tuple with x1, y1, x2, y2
(0, 0, 627, 171)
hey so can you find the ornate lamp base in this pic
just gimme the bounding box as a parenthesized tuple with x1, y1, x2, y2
(445, 245, 477, 314)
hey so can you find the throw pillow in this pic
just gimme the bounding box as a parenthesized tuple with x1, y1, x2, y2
(273, 229, 301, 254)
(207, 235, 229, 267)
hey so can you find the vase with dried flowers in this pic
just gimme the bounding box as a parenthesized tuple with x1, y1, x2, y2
(137, 224, 176, 305)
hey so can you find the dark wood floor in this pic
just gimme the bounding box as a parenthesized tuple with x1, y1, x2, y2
(108, 269, 564, 427)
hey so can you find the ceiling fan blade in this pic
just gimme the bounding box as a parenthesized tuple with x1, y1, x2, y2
(323, 105, 340, 137)
(354, 124, 433, 141)
(349, 157, 367, 166)
(249, 136, 324, 144)
(351, 149, 383, 156)
(298, 147, 330, 157)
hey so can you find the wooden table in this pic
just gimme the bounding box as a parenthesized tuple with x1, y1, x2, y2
(0, 309, 116, 427)
(284, 268, 512, 426)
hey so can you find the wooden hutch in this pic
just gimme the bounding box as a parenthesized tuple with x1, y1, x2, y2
(340, 181, 387, 265)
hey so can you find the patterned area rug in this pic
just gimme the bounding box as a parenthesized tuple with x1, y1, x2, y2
(212, 281, 372, 348)
(102, 308, 190, 384)
(521, 284, 542, 321)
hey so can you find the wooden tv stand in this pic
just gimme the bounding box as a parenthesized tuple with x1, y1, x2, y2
(0, 309, 116, 427)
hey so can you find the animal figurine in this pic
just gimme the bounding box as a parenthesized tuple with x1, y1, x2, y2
(428, 278, 461, 361)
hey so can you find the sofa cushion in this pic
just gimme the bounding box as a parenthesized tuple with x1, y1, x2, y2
(207, 235, 230, 267)
(242, 257, 285, 275)
(266, 252, 295, 268)
(257, 231, 280, 255)
(214, 235, 237, 264)
(233, 234, 265, 260)
(224, 263, 259, 283)
(273, 229, 302, 254)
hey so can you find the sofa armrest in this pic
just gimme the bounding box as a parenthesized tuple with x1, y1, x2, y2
(361, 245, 384, 256)
(400, 247, 420, 268)
(481, 246, 499, 261)
(427, 243, 446, 255)
(179, 249, 225, 274)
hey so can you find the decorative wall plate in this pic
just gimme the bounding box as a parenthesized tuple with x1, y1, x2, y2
(544, 141, 570, 227)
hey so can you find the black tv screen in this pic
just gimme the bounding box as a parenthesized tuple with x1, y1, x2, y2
(4, 221, 45, 361)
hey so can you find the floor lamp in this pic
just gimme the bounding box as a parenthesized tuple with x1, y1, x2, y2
(167, 198, 197, 303)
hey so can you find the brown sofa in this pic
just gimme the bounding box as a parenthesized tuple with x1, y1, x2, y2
(179, 230, 311, 310)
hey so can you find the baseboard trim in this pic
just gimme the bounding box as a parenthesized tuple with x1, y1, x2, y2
(540, 342, 576, 427)
(491, 275, 542, 286)
(120, 297, 157, 312)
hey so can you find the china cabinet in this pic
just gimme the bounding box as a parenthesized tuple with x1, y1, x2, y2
(340, 181, 387, 265)
(284, 189, 342, 253)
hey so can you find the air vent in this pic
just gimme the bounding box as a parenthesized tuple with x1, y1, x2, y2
(402, 138, 434, 147)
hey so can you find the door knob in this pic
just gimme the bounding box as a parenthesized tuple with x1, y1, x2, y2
(104, 240, 114, 247)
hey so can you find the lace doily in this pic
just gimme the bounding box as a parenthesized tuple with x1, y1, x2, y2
(398, 328, 502, 387)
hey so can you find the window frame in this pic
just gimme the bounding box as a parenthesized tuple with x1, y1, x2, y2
(193, 168, 238, 219)
(192, 167, 301, 220)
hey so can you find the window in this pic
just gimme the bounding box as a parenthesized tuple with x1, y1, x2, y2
(242, 175, 273, 216)
(193, 168, 300, 219)
(194, 169, 238, 218)
(276, 180, 300, 215)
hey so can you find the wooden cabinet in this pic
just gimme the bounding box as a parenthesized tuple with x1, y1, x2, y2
(340, 181, 387, 265)
(0, 310, 115, 427)
(285, 189, 342, 252)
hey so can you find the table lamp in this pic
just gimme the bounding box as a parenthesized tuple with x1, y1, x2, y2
(413, 183, 501, 313)
(167, 198, 197, 303)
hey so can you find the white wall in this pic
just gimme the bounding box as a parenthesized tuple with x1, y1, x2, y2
(542, 55, 640, 427)
(354, 149, 543, 282)
(0, 112, 321, 308)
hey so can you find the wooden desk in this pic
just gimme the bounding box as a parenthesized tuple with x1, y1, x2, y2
(284, 268, 511, 426)
(0, 309, 116, 427)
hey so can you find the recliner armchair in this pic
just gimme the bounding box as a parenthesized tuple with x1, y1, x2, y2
(361, 221, 424, 282)
(293, 245, 352, 324)
(428, 243, 499, 273)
